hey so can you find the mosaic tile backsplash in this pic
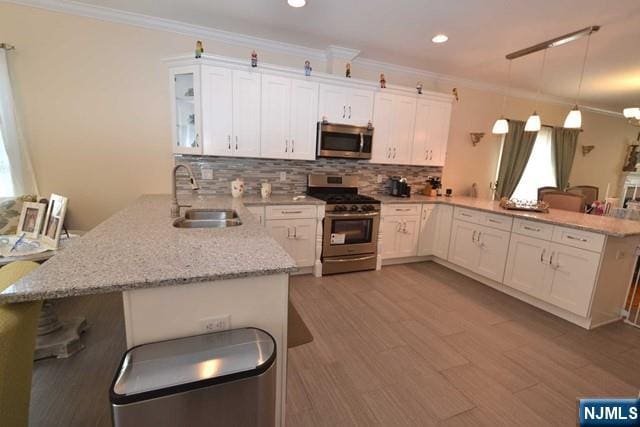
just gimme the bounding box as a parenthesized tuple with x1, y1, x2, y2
(175, 155, 442, 196)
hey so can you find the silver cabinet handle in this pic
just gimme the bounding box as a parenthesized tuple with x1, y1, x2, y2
(195, 133, 200, 147)
(291, 139, 294, 152)
(359, 133, 364, 152)
(549, 251, 554, 265)
(235, 136, 239, 150)
(282, 210, 302, 214)
(387, 147, 391, 158)
(472, 230, 477, 243)
(285, 139, 288, 152)
(395, 208, 411, 212)
(540, 248, 546, 263)
(227, 135, 231, 150)
(393, 147, 397, 159)
(461, 212, 472, 218)
(348, 105, 351, 119)
(567, 235, 588, 242)
(477, 232, 483, 247)
(286, 227, 291, 238)
(425, 150, 429, 160)
(396, 222, 402, 232)
(430, 150, 433, 160)
(488, 218, 500, 224)
(524, 225, 541, 232)
(342, 105, 346, 118)
(293, 226, 298, 239)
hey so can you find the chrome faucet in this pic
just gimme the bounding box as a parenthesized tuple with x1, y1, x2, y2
(171, 163, 200, 218)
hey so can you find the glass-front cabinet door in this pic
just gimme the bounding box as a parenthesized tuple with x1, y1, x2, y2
(170, 66, 202, 154)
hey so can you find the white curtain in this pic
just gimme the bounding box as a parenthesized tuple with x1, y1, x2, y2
(0, 47, 38, 197)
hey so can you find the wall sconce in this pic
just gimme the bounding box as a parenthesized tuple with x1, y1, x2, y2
(470, 132, 485, 147)
(581, 145, 594, 156)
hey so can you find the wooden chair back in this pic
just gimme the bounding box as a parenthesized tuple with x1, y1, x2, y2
(537, 186, 558, 201)
(541, 191, 586, 212)
(567, 185, 599, 207)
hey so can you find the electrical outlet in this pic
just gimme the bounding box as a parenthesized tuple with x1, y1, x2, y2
(280, 171, 286, 181)
(377, 174, 384, 183)
(200, 315, 230, 333)
(201, 167, 213, 180)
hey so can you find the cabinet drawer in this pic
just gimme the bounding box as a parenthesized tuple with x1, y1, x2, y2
(483, 213, 513, 232)
(266, 205, 317, 219)
(552, 227, 605, 253)
(382, 204, 421, 216)
(513, 219, 554, 241)
(454, 207, 484, 225)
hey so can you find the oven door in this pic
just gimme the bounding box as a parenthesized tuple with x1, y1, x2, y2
(323, 212, 379, 257)
(317, 123, 373, 159)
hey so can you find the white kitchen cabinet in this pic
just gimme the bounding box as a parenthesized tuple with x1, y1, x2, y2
(318, 84, 374, 126)
(412, 98, 452, 166)
(448, 219, 510, 282)
(371, 93, 417, 164)
(504, 234, 600, 317)
(261, 75, 318, 160)
(170, 66, 202, 155)
(232, 70, 261, 157)
(432, 205, 453, 259)
(381, 215, 420, 259)
(201, 66, 233, 156)
(417, 205, 436, 256)
(266, 218, 316, 267)
(246, 206, 265, 226)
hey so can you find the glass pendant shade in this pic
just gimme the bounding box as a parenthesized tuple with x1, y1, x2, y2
(563, 105, 582, 129)
(524, 112, 541, 132)
(623, 107, 640, 119)
(492, 117, 509, 135)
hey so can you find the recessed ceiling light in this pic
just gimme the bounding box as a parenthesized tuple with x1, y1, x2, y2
(432, 34, 448, 44)
(287, 0, 306, 7)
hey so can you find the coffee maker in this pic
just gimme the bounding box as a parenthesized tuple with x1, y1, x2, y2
(390, 176, 411, 197)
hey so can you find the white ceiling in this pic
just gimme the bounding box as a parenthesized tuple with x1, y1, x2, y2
(69, 0, 640, 111)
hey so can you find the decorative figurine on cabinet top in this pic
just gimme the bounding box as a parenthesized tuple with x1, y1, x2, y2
(379, 73, 386, 88)
(304, 60, 312, 76)
(345, 63, 351, 78)
(195, 40, 204, 59)
(452, 87, 459, 101)
(251, 50, 258, 68)
(416, 81, 423, 94)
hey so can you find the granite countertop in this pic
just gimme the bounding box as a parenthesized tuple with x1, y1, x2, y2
(241, 194, 325, 206)
(375, 194, 640, 238)
(0, 194, 305, 304)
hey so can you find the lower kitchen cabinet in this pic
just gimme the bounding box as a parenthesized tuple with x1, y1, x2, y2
(504, 233, 600, 317)
(448, 219, 510, 282)
(416, 204, 453, 258)
(266, 218, 316, 267)
(246, 206, 265, 225)
(381, 215, 420, 259)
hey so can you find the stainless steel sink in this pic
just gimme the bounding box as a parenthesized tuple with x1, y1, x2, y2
(174, 209, 242, 228)
(184, 209, 239, 221)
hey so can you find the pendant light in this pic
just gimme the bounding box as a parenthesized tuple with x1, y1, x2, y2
(492, 60, 513, 135)
(525, 49, 547, 132)
(564, 33, 592, 128)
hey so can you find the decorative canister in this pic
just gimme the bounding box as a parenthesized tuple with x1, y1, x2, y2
(231, 178, 245, 198)
(261, 182, 272, 199)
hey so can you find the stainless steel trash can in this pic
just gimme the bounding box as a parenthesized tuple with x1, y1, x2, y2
(110, 327, 276, 427)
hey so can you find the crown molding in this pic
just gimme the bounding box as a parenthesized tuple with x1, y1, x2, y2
(4, 0, 624, 118)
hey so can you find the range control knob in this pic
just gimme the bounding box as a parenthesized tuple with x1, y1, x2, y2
(334, 205, 347, 212)
(362, 205, 374, 211)
(350, 205, 359, 212)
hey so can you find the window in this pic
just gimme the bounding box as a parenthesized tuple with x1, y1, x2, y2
(510, 126, 556, 201)
(0, 130, 14, 196)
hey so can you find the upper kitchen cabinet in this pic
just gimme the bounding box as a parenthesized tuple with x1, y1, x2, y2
(412, 98, 452, 167)
(199, 66, 260, 157)
(318, 84, 374, 126)
(261, 75, 318, 160)
(170, 66, 202, 155)
(370, 92, 417, 165)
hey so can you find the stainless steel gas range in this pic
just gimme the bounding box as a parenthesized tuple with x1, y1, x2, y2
(307, 174, 381, 275)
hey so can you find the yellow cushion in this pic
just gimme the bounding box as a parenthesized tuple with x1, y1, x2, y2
(0, 261, 42, 427)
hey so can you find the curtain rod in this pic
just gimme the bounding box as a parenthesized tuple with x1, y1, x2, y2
(0, 43, 15, 50)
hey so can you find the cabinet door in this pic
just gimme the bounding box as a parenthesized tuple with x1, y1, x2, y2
(475, 225, 510, 282)
(426, 99, 452, 166)
(289, 79, 319, 160)
(395, 217, 420, 257)
(417, 205, 436, 256)
(503, 234, 549, 297)
(381, 216, 401, 259)
(348, 88, 374, 125)
(411, 99, 431, 166)
(371, 92, 393, 163)
(432, 205, 453, 259)
(544, 243, 600, 316)
(448, 220, 480, 271)
(170, 66, 202, 155)
(391, 95, 417, 165)
(318, 84, 348, 123)
(260, 75, 291, 159)
(289, 218, 317, 267)
(232, 71, 261, 157)
(265, 221, 292, 254)
(201, 66, 233, 156)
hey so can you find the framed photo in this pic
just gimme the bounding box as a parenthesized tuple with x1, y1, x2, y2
(42, 194, 68, 249)
(16, 202, 46, 239)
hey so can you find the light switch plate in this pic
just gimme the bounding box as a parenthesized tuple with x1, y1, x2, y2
(377, 174, 384, 183)
(280, 172, 286, 181)
(201, 167, 213, 180)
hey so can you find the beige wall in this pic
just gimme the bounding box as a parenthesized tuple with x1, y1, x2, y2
(1, 3, 637, 229)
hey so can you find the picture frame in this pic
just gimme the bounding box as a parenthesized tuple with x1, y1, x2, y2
(42, 194, 68, 249)
(16, 202, 46, 239)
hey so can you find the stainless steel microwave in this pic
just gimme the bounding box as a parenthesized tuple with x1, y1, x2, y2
(316, 122, 374, 159)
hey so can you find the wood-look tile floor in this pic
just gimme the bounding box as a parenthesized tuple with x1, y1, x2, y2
(29, 262, 640, 426)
